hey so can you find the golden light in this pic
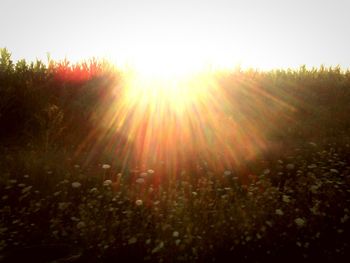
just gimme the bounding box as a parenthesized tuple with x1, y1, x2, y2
(77, 44, 296, 179)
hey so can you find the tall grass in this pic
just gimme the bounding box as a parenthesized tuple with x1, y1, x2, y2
(0, 48, 349, 262)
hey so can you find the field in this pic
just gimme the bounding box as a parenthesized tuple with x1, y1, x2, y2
(0, 48, 350, 262)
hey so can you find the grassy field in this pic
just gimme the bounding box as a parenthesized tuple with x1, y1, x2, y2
(0, 48, 350, 262)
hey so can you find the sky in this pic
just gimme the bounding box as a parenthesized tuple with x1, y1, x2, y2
(1, 0, 350, 70)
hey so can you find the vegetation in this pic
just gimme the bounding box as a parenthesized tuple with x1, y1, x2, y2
(0, 48, 349, 262)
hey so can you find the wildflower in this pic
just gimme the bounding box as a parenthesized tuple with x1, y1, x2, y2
(173, 231, 179, 238)
(103, 180, 112, 186)
(71, 182, 81, 188)
(282, 195, 291, 203)
(309, 205, 319, 215)
(135, 199, 143, 206)
(330, 169, 339, 173)
(136, 178, 145, 184)
(275, 209, 284, 216)
(74, 164, 80, 168)
(294, 218, 306, 227)
(116, 173, 122, 178)
(310, 184, 320, 194)
(9, 179, 17, 184)
(128, 237, 137, 244)
(140, 172, 148, 178)
(308, 164, 317, 169)
(152, 241, 164, 253)
(263, 169, 270, 175)
(341, 214, 349, 223)
(17, 183, 25, 188)
(286, 164, 295, 170)
(76, 221, 86, 229)
(265, 221, 273, 227)
(23, 174, 29, 178)
(90, 187, 98, 194)
(175, 239, 181, 246)
(147, 169, 155, 174)
(58, 202, 69, 210)
(224, 170, 232, 176)
(102, 164, 111, 169)
(21, 186, 32, 194)
(192, 191, 198, 196)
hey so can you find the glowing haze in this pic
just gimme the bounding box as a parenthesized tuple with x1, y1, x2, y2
(2, 0, 350, 72)
(3, 0, 348, 175)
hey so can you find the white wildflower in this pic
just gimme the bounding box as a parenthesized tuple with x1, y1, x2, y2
(265, 220, 273, 227)
(224, 170, 232, 176)
(294, 218, 306, 227)
(128, 237, 137, 244)
(102, 164, 111, 169)
(135, 199, 143, 206)
(103, 180, 112, 186)
(136, 178, 145, 184)
(282, 195, 291, 203)
(173, 231, 179, 238)
(90, 187, 98, 194)
(175, 239, 181, 246)
(58, 202, 69, 210)
(140, 172, 148, 178)
(309, 205, 319, 215)
(21, 186, 32, 194)
(152, 241, 164, 253)
(147, 169, 155, 174)
(275, 209, 284, 216)
(76, 221, 86, 229)
(71, 182, 81, 188)
(263, 169, 270, 175)
(341, 214, 349, 223)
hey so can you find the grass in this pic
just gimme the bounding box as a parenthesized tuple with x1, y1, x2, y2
(1, 135, 349, 262)
(0, 48, 350, 262)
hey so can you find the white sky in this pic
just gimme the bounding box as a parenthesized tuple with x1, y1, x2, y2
(1, 0, 350, 70)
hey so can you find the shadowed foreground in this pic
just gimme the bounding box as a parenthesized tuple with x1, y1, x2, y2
(0, 50, 350, 262)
